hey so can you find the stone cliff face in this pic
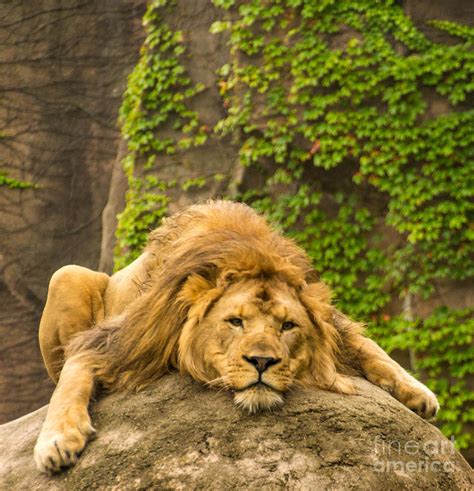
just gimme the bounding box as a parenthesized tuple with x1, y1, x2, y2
(0, 375, 472, 490)
(0, 1, 145, 423)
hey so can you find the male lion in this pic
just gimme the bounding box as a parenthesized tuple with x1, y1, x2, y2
(34, 200, 438, 473)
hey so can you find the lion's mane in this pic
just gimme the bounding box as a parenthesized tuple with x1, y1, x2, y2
(67, 201, 355, 393)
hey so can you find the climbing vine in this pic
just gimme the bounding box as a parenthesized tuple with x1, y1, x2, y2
(115, 0, 208, 270)
(370, 307, 474, 449)
(117, 0, 473, 449)
(0, 171, 33, 189)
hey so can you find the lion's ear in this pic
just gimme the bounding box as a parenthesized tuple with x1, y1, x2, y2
(178, 273, 216, 305)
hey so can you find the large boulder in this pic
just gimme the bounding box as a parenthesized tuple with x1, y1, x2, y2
(0, 375, 472, 490)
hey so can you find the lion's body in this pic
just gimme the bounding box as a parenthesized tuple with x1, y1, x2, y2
(34, 201, 440, 474)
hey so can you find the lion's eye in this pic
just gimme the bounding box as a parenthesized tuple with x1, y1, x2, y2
(282, 320, 297, 331)
(227, 317, 243, 327)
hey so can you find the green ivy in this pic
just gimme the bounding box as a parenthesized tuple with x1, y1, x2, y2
(210, 0, 473, 449)
(0, 172, 34, 189)
(117, 0, 473, 450)
(370, 308, 474, 450)
(115, 0, 208, 268)
(114, 154, 174, 271)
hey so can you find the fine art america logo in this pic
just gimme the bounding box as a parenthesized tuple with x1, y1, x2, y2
(374, 435, 456, 473)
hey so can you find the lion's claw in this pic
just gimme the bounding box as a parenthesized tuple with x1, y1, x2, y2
(395, 379, 439, 420)
(34, 421, 95, 474)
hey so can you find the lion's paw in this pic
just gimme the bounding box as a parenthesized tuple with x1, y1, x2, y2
(34, 414, 95, 474)
(395, 379, 439, 420)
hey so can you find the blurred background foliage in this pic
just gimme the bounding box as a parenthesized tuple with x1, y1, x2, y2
(116, 0, 473, 449)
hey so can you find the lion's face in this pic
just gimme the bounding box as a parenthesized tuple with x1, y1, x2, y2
(179, 278, 322, 412)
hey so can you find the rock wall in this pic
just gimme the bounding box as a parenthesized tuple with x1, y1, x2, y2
(0, 0, 145, 423)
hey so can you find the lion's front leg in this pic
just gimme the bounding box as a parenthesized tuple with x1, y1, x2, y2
(334, 313, 439, 419)
(34, 356, 96, 474)
(355, 336, 439, 419)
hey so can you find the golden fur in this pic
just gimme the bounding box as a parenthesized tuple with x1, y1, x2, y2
(34, 201, 439, 474)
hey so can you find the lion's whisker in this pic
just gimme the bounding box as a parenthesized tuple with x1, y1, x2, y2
(205, 376, 231, 391)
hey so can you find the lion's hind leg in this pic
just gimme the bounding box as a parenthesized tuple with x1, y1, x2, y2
(39, 265, 109, 382)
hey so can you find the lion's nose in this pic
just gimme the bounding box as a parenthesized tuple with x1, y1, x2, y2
(243, 355, 281, 374)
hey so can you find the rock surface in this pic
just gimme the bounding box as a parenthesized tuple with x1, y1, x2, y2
(0, 375, 472, 490)
(0, 0, 145, 423)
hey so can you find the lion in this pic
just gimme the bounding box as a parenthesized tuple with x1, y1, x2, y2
(34, 200, 439, 474)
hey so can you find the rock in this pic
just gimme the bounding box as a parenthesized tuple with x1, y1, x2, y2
(0, 0, 145, 307)
(0, 0, 145, 422)
(0, 375, 472, 490)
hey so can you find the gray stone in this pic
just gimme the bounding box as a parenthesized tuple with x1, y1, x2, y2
(1, 375, 472, 490)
